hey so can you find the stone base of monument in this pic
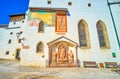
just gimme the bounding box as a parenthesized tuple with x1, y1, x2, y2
(58, 59, 68, 64)
(49, 63, 78, 67)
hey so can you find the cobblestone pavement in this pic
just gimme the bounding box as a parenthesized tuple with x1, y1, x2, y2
(0, 60, 120, 79)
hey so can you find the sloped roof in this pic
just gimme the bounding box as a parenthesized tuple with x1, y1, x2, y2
(29, 7, 68, 12)
(9, 13, 25, 17)
(0, 24, 8, 28)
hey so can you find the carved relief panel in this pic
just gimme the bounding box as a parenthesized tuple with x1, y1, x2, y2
(55, 13, 67, 32)
(57, 42, 68, 63)
(51, 49, 57, 63)
(50, 41, 75, 64)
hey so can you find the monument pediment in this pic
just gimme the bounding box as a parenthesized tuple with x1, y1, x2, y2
(47, 36, 78, 47)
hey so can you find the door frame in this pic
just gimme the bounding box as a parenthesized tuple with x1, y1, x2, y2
(15, 48, 21, 60)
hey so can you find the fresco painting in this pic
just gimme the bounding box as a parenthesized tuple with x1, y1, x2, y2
(28, 11, 55, 26)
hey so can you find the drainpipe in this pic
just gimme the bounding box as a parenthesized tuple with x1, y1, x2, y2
(107, 0, 120, 49)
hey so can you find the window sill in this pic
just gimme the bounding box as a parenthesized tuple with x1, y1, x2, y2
(100, 46, 110, 49)
(80, 46, 91, 49)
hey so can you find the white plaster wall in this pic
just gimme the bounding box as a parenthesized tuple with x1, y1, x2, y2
(9, 19, 25, 28)
(0, 20, 25, 59)
(0, 28, 5, 43)
(0, 28, 5, 57)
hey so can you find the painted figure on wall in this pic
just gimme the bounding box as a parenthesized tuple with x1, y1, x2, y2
(29, 12, 54, 26)
(28, 19, 39, 26)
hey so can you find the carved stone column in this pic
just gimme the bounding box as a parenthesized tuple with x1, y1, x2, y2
(48, 46, 50, 67)
(75, 45, 79, 66)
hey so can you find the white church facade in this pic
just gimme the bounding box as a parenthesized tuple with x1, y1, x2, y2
(0, 0, 120, 67)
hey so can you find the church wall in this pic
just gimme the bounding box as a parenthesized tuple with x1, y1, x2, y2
(19, 0, 120, 67)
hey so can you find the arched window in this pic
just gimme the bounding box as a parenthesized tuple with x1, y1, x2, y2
(36, 42, 44, 53)
(38, 21, 44, 32)
(97, 20, 110, 48)
(78, 19, 90, 48)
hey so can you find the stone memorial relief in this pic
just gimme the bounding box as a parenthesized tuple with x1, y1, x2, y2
(58, 43, 68, 63)
(55, 14, 67, 32)
(52, 49, 57, 63)
(50, 42, 75, 65)
(49, 41, 78, 67)
(68, 50, 74, 63)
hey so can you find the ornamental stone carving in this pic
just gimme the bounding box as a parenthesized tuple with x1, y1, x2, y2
(68, 50, 74, 63)
(52, 49, 57, 63)
(58, 43, 68, 63)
